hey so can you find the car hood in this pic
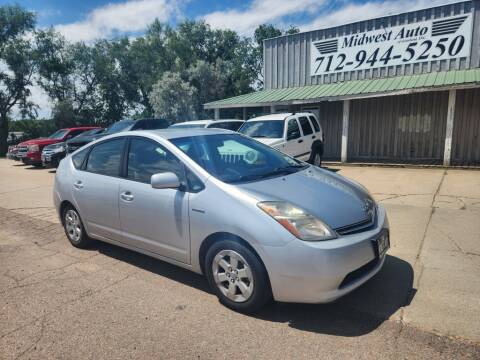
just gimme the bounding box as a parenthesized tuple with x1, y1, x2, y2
(44, 142, 65, 150)
(236, 166, 375, 230)
(252, 137, 283, 147)
(18, 138, 60, 147)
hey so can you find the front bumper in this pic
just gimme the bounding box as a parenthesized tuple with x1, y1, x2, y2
(19, 151, 42, 165)
(263, 204, 389, 303)
(42, 151, 65, 167)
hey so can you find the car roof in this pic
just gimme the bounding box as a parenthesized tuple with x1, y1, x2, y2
(247, 112, 314, 121)
(173, 120, 213, 126)
(112, 128, 234, 140)
(173, 119, 244, 126)
(63, 126, 100, 130)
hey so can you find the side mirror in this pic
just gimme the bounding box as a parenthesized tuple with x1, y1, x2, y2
(151, 172, 181, 190)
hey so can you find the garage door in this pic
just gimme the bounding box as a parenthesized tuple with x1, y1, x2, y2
(348, 92, 449, 164)
(318, 101, 343, 161)
(451, 89, 480, 166)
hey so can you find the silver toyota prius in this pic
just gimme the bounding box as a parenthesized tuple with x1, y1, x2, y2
(54, 128, 390, 313)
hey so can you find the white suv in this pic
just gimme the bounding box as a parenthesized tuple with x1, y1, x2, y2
(238, 112, 324, 166)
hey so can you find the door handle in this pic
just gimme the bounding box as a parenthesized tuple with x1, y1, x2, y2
(312, 135, 316, 139)
(298, 139, 304, 143)
(120, 191, 134, 202)
(73, 181, 83, 189)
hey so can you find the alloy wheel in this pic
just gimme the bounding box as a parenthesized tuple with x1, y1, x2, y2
(65, 209, 82, 243)
(212, 249, 254, 303)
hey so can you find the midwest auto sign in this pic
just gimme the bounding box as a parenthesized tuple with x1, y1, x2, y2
(310, 13, 473, 76)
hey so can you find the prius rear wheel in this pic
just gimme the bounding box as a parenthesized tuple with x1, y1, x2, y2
(205, 240, 272, 313)
(62, 205, 92, 248)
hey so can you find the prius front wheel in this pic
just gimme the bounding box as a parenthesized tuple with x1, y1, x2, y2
(205, 240, 272, 313)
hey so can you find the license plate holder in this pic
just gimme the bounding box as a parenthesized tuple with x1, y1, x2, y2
(372, 230, 390, 259)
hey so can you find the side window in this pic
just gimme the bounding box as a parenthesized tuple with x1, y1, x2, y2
(298, 116, 313, 136)
(127, 138, 184, 184)
(72, 147, 90, 169)
(185, 169, 204, 193)
(309, 116, 320, 132)
(86, 138, 125, 176)
(286, 119, 301, 140)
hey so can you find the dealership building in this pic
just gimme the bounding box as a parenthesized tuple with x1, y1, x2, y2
(205, 0, 480, 166)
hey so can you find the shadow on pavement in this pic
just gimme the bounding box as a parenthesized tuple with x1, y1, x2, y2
(91, 241, 414, 337)
(323, 167, 340, 173)
(255, 255, 414, 336)
(24, 165, 45, 170)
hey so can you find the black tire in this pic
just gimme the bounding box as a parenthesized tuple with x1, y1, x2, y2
(309, 147, 322, 167)
(205, 239, 272, 313)
(62, 205, 93, 248)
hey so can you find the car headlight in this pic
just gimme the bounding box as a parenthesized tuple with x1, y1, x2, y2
(53, 144, 65, 153)
(257, 201, 336, 241)
(28, 144, 39, 152)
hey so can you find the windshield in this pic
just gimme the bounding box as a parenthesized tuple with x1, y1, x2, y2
(106, 120, 135, 134)
(238, 120, 284, 138)
(169, 123, 206, 129)
(170, 134, 307, 184)
(48, 129, 68, 140)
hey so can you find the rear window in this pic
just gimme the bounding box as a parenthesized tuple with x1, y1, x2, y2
(309, 116, 320, 132)
(298, 117, 313, 136)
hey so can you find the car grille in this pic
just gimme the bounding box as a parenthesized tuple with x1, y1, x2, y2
(338, 257, 380, 289)
(335, 207, 377, 235)
(42, 149, 55, 156)
(17, 146, 28, 157)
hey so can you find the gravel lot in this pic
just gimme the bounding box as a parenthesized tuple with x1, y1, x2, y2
(1, 159, 479, 359)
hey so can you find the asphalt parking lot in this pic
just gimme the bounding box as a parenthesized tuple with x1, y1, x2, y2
(1, 159, 479, 359)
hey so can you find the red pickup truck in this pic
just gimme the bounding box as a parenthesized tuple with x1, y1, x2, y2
(16, 127, 100, 167)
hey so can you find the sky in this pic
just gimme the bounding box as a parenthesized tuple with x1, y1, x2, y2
(1, 0, 459, 117)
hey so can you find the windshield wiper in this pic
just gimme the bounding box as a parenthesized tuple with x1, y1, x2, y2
(230, 165, 307, 183)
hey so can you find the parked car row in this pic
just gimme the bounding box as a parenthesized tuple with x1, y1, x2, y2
(8, 113, 325, 170)
(7, 118, 171, 168)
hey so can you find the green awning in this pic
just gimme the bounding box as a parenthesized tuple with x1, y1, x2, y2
(204, 69, 480, 109)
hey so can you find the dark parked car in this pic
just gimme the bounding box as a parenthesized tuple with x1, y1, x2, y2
(43, 128, 106, 168)
(66, 118, 169, 153)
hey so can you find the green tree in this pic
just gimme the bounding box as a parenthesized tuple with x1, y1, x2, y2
(51, 100, 79, 128)
(0, 5, 36, 156)
(187, 60, 228, 118)
(35, 30, 106, 125)
(111, 21, 171, 117)
(149, 72, 196, 122)
(9, 118, 55, 139)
